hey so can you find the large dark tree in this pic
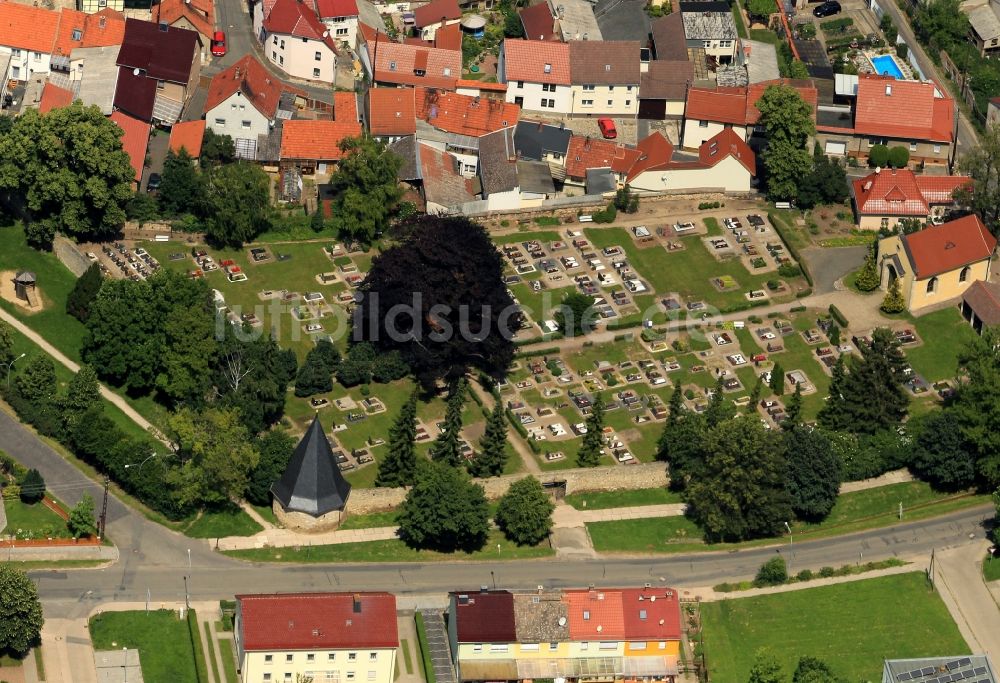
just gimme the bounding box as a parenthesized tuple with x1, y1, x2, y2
(784, 426, 840, 521)
(203, 162, 272, 247)
(685, 415, 792, 542)
(294, 341, 339, 397)
(245, 429, 296, 505)
(66, 264, 104, 323)
(356, 216, 521, 387)
(200, 130, 236, 166)
(397, 461, 489, 552)
(556, 292, 598, 336)
(494, 476, 553, 545)
(328, 135, 403, 245)
(952, 328, 1000, 487)
(375, 390, 419, 487)
(656, 385, 707, 492)
(468, 400, 508, 477)
(818, 328, 908, 434)
(910, 410, 976, 491)
(793, 657, 846, 683)
(158, 148, 205, 216)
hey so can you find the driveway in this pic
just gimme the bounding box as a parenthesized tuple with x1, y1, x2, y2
(141, 129, 170, 193)
(801, 245, 867, 294)
(594, 0, 651, 41)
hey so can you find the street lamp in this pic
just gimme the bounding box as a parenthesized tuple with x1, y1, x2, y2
(784, 521, 793, 565)
(6, 352, 25, 389)
(122, 646, 128, 683)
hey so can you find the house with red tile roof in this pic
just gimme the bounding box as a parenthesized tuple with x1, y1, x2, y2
(235, 592, 398, 683)
(682, 78, 818, 148)
(367, 87, 417, 140)
(365, 40, 461, 90)
(263, 0, 339, 82)
(0, 3, 62, 80)
(564, 134, 641, 185)
(110, 111, 151, 187)
(413, 0, 461, 40)
(37, 82, 73, 114)
(205, 55, 299, 159)
(313, 0, 382, 54)
(499, 39, 572, 114)
(279, 92, 362, 170)
(154, 0, 214, 56)
(878, 214, 996, 312)
(817, 74, 956, 168)
(115, 18, 201, 123)
(169, 120, 206, 158)
(851, 167, 969, 230)
(417, 141, 479, 213)
(626, 129, 755, 193)
(53, 8, 126, 59)
(447, 587, 682, 682)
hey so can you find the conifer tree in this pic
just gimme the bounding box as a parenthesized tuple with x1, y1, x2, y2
(469, 401, 508, 477)
(375, 391, 419, 487)
(577, 393, 605, 467)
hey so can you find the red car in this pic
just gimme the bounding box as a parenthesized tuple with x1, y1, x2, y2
(598, 118, 617, 139)
(211, 31, 227, 56)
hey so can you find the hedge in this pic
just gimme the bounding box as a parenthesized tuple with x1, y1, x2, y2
(767, 212, 814, 287)
(516, 346, 561, 358)
(820, 17, 854, 30)
(415, 613, 437, 683)
(829, 303, 850, 327)
(186, 609, 208, 683)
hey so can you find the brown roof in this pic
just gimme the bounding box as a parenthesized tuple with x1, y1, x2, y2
(415, 87, 520, 137)
(368, 87, 417, 136)
(519, 1, 556, 41)
(565, 135, 641, 179)
(512, 593, 569, 643)
(418, 143, 477, 207)
(169, 120, 205, 156)
(413, 0, 461, 27)
(280, 119, 363, 161)
(651, 12, 688, 61)
(901, 214, 997, 280)
(205, 55, 286, 118)
(686, 79, 817, 126)
(38, 82, 74, 113)
(640, 59, 692, 100)
(451, 592, 517, 643)
(852, 168, 969, 216)
(962, 280, 1000, 326)
(569, 40, 639, 85)
(502, 39, 571, 85)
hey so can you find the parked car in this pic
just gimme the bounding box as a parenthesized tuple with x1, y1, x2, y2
(813, 0, 841, 16)
(211, 31, 227, 56)
(597, 118, 617, 139)
(146, 173, 161, 192)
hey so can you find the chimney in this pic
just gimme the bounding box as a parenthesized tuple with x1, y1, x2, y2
(353, 594, 362, 613)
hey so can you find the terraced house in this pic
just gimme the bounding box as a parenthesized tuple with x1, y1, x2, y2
(448, 587, 682, 683)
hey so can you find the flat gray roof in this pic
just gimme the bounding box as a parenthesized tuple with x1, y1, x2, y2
(72, 46, 121, 115)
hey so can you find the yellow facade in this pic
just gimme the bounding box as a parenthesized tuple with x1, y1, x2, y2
(878, 234, 992, 312)
(240, 646, 397, 683)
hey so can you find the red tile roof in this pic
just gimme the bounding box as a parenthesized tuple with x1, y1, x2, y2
(698, 127, 755, 175)
(280, 119, 362, 160)
(205, 55, 286, 118)
(519, 1, 556, 41)
(314, 0, 357, 18)
(619, 588, 682, 641)
(415, 87, 520, 137)
(902, 214, 996, 279)
(565, 135, 641, 179)
(335, 91, 358, 121)
(0, 2, 61, 53)
(434, 22, 461, 51)
(745, 79, 817, 125)
(53, 8, 127, 56)
(38, 82, 73, 114)
(367, 87, 416, 136)
(155, 0, 214, 40)
(502, 39, 571, 85)
(451, 592, 517, 643)
(456, 79, 507, 92)
(169, 119, 205, 157)
(368, 41, 461, 90)
(264, 0, 338, 51)
(564, 589, 626, 640)
(236, 593, 398, 651)
(625, 131, 673, 180)
(110, 111, 151, 182)
(853, 168, 969, 216)
(854, 74, 954, 143)
(685, 79, 817, 126)
(625, 128, 754, 181)
(413, 0, 461, 28)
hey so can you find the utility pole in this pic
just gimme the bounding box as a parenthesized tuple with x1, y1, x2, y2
(98, 476, 110, 539)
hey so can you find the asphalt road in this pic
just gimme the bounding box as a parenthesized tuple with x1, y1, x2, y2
(4, 395, 991, 617)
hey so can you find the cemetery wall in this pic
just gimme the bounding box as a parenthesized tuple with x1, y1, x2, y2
(53, 235, 94, 277)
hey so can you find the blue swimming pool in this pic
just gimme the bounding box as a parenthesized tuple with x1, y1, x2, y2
(870, 54, 904, 79)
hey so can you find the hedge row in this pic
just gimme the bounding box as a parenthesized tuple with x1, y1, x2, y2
(829, 303, 850, 327)
(767, 212, 814, 287)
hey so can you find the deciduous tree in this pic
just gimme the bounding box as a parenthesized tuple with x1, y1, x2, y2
(756, 85, 816, 202)
(0, 564, 44, 655)
(397, 461, 489, 552)
(15, 356, 57, 405)
(67, 493, 97, 538)
(495, 477, 554, 545)
(66, 264, 104, 323)
(328, 135, 403, 245)
(556, 291, 598, 336)
(951, 328, 1000, 487)
(158, 148, 205, 216)
(956, 123, 1000, 231)
(784, 426, 840, 520)
(748, 648, 785, 683)
(203, 162, 272, 247)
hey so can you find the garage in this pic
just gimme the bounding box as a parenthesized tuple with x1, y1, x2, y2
(825, 140, 847, 156)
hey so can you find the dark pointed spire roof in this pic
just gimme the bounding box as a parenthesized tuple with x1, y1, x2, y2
(271, 415, 352, 516)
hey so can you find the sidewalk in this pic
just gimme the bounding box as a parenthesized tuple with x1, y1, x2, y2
(577, 503, 686, 522)
(215, 525, 398, 551)
(933, 541, 1000, 662)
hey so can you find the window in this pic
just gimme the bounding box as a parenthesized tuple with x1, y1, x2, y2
(315, 51, 322, 60)
(639, 610, 647, 620)
(625, 100, 630, 107)
(265, 655, 274, 663)
(444, 67, 451, 76)
(157, 80, 165, 90)
(280, 40, 285, 48)
(369, 653, 378, 661)
(264, 675, 272, 682)
(490, 644, 509, 653)
(279, 56, 284, 65)
(72, 28, 82, 41)
(607, 99, 613, 106)
(336, 27, 349, 35)
(367, 673, 376, 681)
(631, 642, 646, 649)
(658, 642, 666, 650)
(720, 40, 732, 47)
(284, 675, 292, 682)
(347, 674, 356, 680)
(349, 653, 357, 661)
(599, 642, 617, 651)
(608, 85, 614, 91)
(33, 52, 41, 61)
(302, 37, 308, 42)
(698, 120, 708, 128)
(307, 655, 315, 662)
(541, 98, 555, 108)
(583, 611, 590, 621)
(273, 35, 278, 44)
(581, 99, 593, 106)
(473, 644, 483, 652)
(580, 642, 589, 651)
(215, 118, 226, 126)
(880, 217, 889, 230)
(313, 68, 321, 77)
(549, 643, 559, 651)
(542, 83, 555, 92)
(583, 84, 594, 91)
(516, 80, 524, 88)
(521, 644, 539, 652)
(231, 103, 237, 109)
(389, 61, 397, 70)
(933, 144, 942, 154)
(626, 85, 633, 91)
(604, 64, 611, 71)
(703, 40, 711, 48)
(543, 63, 552, 73)
(272, 51, 277, 60)
(10, 66, 18, 78)
(329, 654, 337, 661)
(239, 104, 245, 110)
(11, 49, 21, 57)
(960, 266, 971, 282)
(909, 142, 917, 152)
(927, 276, 938, 294)
(286, 655, 294, 663)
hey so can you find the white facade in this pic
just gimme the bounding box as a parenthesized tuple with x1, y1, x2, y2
(505, 81, 572, 114)
(0, 46, 52, 81)
(239, 646, 398, 683)
(682, 120, 747, 149)
(321, 15, 359, 52)
(419, 17, 460, 41)
(569, 83, 639, 116)
(701, 38, 738, 62)
(629, 155, 752, 193)
(206, 91, 272, 148)
(265, 32, 337, 82)
(485, 188, 521, 211)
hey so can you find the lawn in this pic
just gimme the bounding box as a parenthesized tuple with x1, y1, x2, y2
(985, 555, 1000, 583)
(224, 530, 552, 563)
(1, 497, 70, 539)
(89, 610, 201, 683)
(180, 507, 263, 539)
(251, 504, 280, 527)
(700, 573, 969, 682)
(907, 307, 977, 383)
(587, 482, 990, 554)
(563, 487, 681, 510)
(583, 228, 806, 310)
(218, 638, 238, 683)
(338, 509, 399, 530)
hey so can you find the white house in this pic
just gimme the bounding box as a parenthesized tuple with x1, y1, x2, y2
(499, 39, 573, 114)
(626, 129, 756, 193)
(263, 0, 339, 82)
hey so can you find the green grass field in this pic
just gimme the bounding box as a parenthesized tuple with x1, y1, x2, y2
(563, 488, 681, 510)
(180, 507, 263, 538)
(89, 610, 201, 683)
(907, 307, 977, 383)
(224, 530, 552, 563)
(338, 510, 399, 530)
(218, 638, 238, 683)
(700, 573, 969, 682)
(586, 482, 990, 553)
(0, 497, 69, 538)
(984, 555, 1000, 582)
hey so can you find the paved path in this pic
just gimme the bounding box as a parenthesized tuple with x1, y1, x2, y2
(0, 308, 166, 444)
(933, 541, 1000, 662)
(238, 501, 273, 530)
(577, 503, 687, 522)
(469, 381, 540, 474)
(195, 610, 219, 683)
(418, 609, 456, 683)
(840, 468, 914, 494)
(216, 524, 399, 551)
(800, 245, 867, 295)
(396, 615, 424, 683)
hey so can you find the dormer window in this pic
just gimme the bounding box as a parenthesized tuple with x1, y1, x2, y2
(71, 28, 82, 41)
(414, 68, 426, 76)
(389, 61, 397, 71)
(543, 63, 552, 73)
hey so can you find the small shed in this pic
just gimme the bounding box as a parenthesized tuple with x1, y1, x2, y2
(14, 271, 36, 302)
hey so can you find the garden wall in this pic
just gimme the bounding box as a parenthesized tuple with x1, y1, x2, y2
(348, 462, 667, 514)
(52, 235, 94, 277)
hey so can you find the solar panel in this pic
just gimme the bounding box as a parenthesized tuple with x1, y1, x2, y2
(923, 670, 937, 677)
(959, 659, 973, 667)
(974, 669, 987, 676)
(911, 671, 927, 679)
(952, 674, 966, 681)
(964, 671, 976, 679)
(898, 674, 912, 682)
(977, 679, 991, 683)
(949, 662, 963, 671)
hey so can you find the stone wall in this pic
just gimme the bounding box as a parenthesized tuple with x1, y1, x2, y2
(273, 500, 346, 532)
(348, 462, 667, 514)
(52, 235, 93, 277)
